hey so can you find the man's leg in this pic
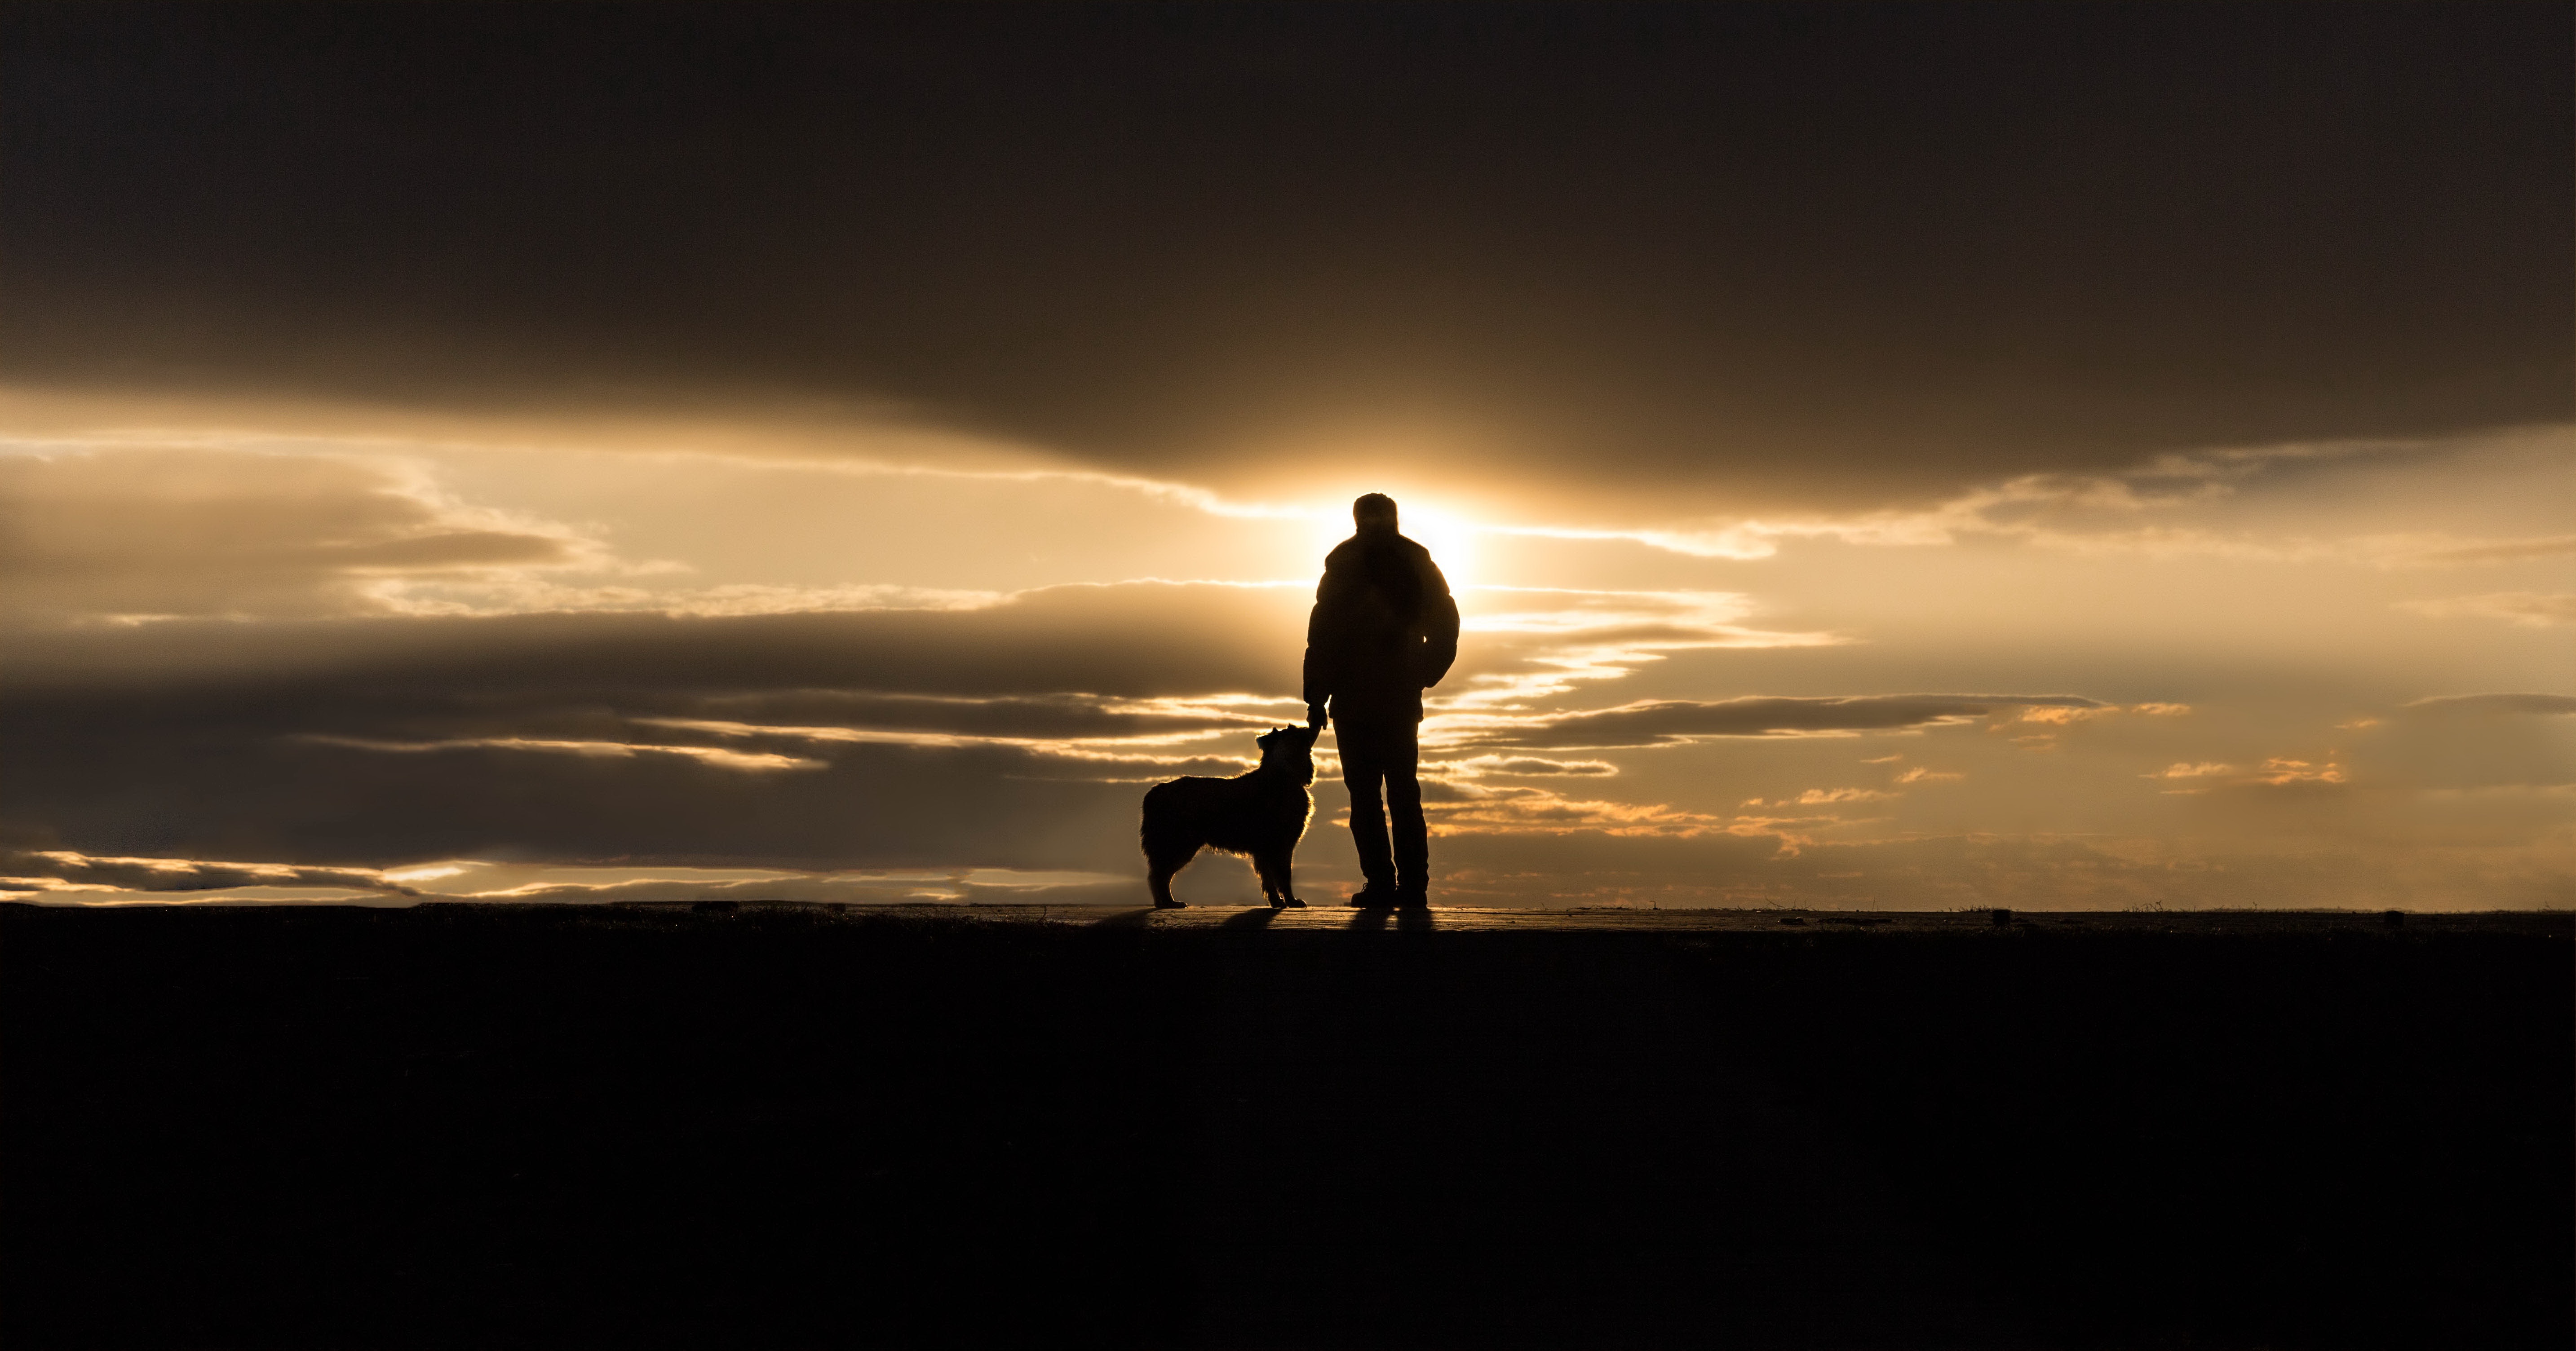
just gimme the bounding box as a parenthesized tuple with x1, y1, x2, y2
(1334, 715, 1396, 895)
(1384, 721, 1428, 900)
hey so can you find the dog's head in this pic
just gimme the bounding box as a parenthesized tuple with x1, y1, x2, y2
(1255, 724, 1322, 785)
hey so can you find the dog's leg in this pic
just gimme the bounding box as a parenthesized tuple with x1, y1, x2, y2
(1146, 844, 1195, 909)
(1257, 848, 1305, 909)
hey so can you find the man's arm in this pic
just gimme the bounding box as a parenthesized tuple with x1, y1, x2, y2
(1301, 574, 1339, 727)
(1416, 554, 1460, 689)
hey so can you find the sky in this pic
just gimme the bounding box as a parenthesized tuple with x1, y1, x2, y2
(3, 1, 2569, 909)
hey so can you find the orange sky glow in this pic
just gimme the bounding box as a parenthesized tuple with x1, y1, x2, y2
(2, 4, 2567, 909)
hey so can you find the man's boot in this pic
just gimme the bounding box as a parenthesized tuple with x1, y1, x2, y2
(1392, 812, 1430, 909)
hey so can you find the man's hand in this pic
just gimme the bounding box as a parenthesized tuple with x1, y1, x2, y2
(1307, 702, 1328, 730)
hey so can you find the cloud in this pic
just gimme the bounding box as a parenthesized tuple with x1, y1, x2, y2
(635, 691, 1289, 750)
(1742, 788, 1897, 807)
(1, 848, 417, 896)
(376, 580, 1006, 619)
(2143, 757, 2355, 794)
(426, 870, 1142, 908)
(0, 849, 1166, 907)
(3, 581, 1312, 697)
(2253, 758, 2347, 786)
(0, 583, 1335, 873)
(0, 447, 592, 622)
(0, 441, 1064, 625)
(297, 734, 828, 773)
(17, 3, 2570, 523)
(1584, 426, 2576, 569)
(0, 450, 613, 625)
(1419, 786, 1734, 840)
(1454, 694, 2107, 750)
(2336, 696, 2576, 794)
(1430, 755, 1620, 779)
(2018, 705, 2116, 726)
(0, 578, 1894, 876)
(0, 725, 1161, 874)
(2404, 535, 2576, 565)
(2398, 593, 2576, 628)
(1994, 702, 2189, 750)
(1444, 588, 1841, 706)
(2403, 693, 2576, 717)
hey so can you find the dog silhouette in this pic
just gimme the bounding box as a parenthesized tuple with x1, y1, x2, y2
(1141, 724, 1320, 909)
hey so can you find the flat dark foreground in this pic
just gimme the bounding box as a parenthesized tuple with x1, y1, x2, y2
(5, 904, 2568, 1350)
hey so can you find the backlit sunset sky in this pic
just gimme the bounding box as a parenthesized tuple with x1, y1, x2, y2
(4, 3, 2568, 908)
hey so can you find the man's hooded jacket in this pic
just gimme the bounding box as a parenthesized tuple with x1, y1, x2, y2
(1302, 530, 1460, 722)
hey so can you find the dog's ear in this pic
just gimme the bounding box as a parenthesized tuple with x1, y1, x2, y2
(1256, 728, 1278, 750)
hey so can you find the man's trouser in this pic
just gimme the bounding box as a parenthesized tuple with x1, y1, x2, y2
(1332, 709, 1426, 893)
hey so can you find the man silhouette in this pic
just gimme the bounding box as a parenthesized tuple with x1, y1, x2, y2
(1304, 494, 1460, 908)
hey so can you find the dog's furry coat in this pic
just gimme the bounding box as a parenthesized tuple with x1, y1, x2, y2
(1140, 725, 1320, 908)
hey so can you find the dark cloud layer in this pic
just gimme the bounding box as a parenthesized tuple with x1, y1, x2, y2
(6, 3, 2566, 508)
(0, 579, 2109, 871)
(0, 586, 1312, 870)
(1480, 695, 2106, 749)
(5, 583, 1310, 697)
(4, 731, 1147, 874)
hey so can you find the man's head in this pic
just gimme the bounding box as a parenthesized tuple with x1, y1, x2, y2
(1353, 493, 1399, 534)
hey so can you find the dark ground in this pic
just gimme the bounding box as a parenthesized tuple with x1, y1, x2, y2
(4, 903, 2568, 1349)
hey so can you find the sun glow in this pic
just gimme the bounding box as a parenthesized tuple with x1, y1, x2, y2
(1294, 496, 1481, 589)
(1402, 505, 1478, 590)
